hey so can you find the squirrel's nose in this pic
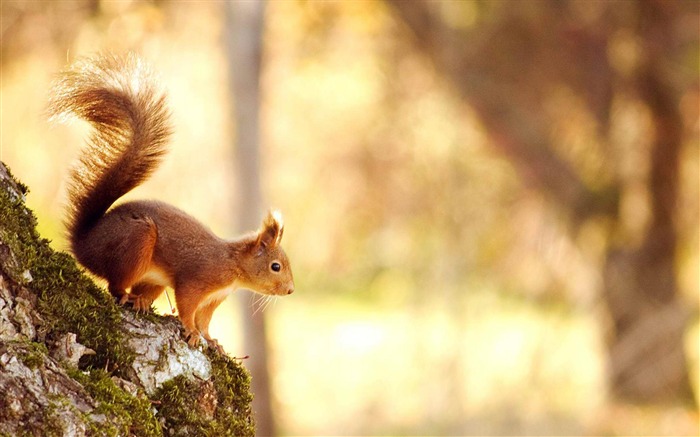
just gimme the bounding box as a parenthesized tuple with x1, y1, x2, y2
(287, 287, 294, 295)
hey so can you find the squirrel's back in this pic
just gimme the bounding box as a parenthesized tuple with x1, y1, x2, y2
(49, 53, 172, 246)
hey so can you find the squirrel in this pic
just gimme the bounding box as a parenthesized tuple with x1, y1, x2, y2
(49, 53, 294, 352)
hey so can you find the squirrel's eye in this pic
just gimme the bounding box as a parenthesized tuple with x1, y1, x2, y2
(271, 262, 281, 272)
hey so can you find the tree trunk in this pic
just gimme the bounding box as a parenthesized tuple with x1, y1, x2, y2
(387, 0, 696, 406)
(224, 1, 276, 436)
(602, 0, 695, 404)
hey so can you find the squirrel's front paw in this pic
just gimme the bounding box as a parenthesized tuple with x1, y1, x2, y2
(119, 294, 154, 312)
(131, 295, 155, 313)
(184, 329, 201, 347)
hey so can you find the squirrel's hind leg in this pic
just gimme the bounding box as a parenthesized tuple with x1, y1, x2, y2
(102, 215, 158, 304)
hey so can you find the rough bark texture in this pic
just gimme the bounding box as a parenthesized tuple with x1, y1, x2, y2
(0, 161, 254, 436)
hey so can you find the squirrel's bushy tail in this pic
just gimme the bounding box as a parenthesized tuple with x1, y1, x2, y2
(49, 53, 171, 241)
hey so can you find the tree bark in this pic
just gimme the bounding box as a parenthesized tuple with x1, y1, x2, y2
(225, 1, 277, 436)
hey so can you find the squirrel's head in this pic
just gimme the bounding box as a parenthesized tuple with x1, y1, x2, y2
(238, 210, 294, 296)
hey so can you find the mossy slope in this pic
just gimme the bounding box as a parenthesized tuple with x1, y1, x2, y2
(0, 162, 254, 436)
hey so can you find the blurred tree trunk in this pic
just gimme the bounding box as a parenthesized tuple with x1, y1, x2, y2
(602, 0, 694, 403)
(388, 0, 696, 405)
(225, 1, 276, 436)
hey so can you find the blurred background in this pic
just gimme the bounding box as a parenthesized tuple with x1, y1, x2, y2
(1, 1, 698, 435)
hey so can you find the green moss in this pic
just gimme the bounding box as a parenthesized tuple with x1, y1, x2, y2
(67, 368, 161, 436)
(17, 342, 49, 369)
(153, 351, 254, 436)
(206, 348, 255, 435)
(0, 166, 135, 374)
(152, 375, 207, 434)
(33, 251, 137, 372)
(43, 395, 81, 437)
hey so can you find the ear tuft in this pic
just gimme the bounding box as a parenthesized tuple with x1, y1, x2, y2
(258, 209, 284, 248)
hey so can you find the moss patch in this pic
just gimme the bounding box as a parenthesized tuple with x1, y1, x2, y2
(206, 348, 255, 435)
(153, 350, 254, 436)
(67, 368, 161, 437)
(33, 251, 136, 372)
(0, 165, 134, 373)
(39, 397, 66, 437)
(17, 341, 49, 370)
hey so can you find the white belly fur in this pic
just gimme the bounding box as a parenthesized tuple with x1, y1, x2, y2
(200, 288, 231, 307)
(139, 267, 173, 288)
(137, 269, 234, 305)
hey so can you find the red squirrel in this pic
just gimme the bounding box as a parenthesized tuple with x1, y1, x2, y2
(49, 53, 294, 351)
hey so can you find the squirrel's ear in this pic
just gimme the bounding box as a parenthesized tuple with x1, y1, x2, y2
(257, 209, 284, 248)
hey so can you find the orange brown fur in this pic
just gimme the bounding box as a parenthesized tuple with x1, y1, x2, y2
(50, 54, 294, 351)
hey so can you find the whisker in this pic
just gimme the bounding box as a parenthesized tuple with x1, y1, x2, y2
(251, 294, 269, 317)
(250, 293, 266, 311)
(263, 295, 274, 313)
(261, 295, 274, 316)
(260, 296, 270, 314)
(267, 296, 277, 312)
